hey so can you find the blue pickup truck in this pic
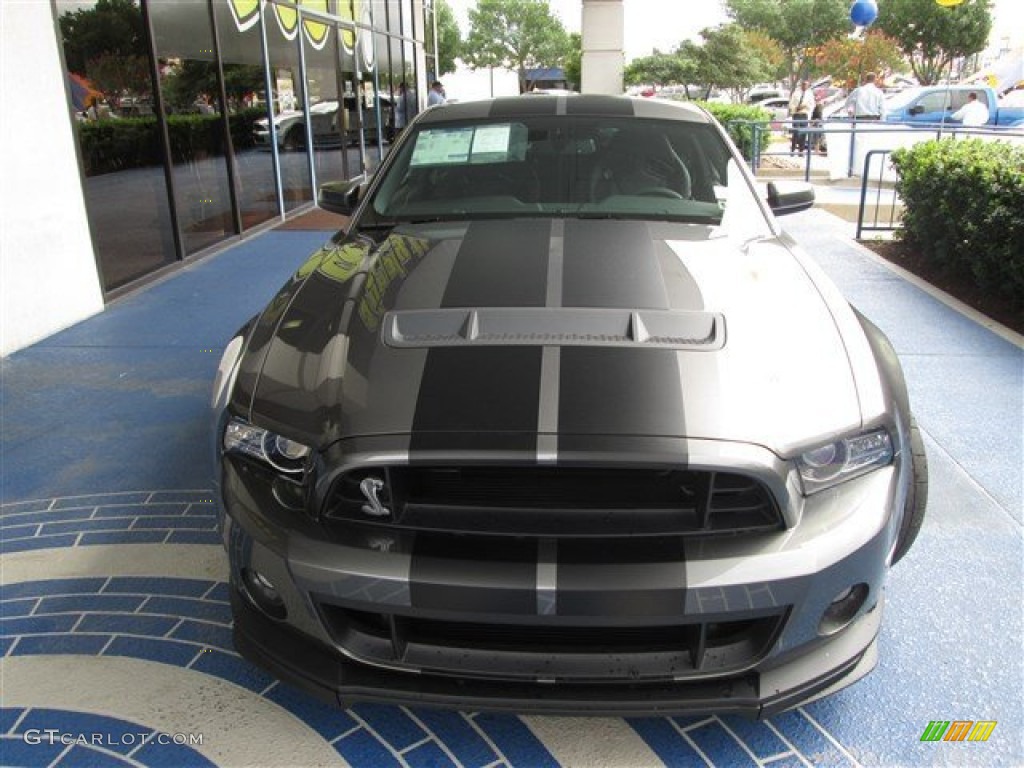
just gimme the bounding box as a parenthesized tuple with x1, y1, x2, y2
(883, 85, 1024, 127)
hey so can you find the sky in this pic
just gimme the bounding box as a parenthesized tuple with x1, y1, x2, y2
(445, 0, 1024, 62)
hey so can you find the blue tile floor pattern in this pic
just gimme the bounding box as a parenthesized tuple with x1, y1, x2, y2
(0, 562, 864, 768)
(0, 492, 217, 555)
(2, 708, 215, 767)
(3, 223, 1022, 766)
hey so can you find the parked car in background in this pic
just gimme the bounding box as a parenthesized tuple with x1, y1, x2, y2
(213, 94, 926, 716)
(883, 85, 1024, 127)
(746, 85, 786, 104)
(254, 94, 394, 150)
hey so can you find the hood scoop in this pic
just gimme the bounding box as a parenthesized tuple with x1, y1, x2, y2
(383, 308, 725, 350)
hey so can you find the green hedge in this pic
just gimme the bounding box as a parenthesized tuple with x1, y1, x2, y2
(79, 107, 267, 176)
(697, 102, 770, 160)
(891, 138, 1024, 308)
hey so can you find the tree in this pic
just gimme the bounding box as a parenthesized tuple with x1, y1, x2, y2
(462, 0, 571, 93)
(875, 0, 991, 85)
(725, 0, 850, 85)
(86, 53, 151, 110)
(806, 32, 906, 88)
(623, 50, 694, 88)
(434, 0, 461, 76)
(59, 0, 146, 74)
(564, 33, 582, 91)
(692, 25, 775, 101)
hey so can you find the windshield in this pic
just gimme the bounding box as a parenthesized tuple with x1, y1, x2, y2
(885, 89, 923, 111)
(364, 116, 749, 226)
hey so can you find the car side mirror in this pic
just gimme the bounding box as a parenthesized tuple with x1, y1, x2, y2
(766, 181, 815, 216)
(908, 105, 924, 115)
(319, 178, 363, 215)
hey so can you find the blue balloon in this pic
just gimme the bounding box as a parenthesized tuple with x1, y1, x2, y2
(850, 0, 879, 26)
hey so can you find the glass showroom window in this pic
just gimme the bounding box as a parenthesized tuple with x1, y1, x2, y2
(265, 2, 314, 209)
(150, 0, 236, 254)
(212, 0, 280, 229)
(301, 11, 351, 188)
(56, 0, 177, 291)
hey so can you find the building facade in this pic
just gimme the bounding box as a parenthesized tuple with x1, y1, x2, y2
(0, 1, 437, 355)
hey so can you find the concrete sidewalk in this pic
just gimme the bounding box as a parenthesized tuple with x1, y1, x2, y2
(1, 210, 1021, 767)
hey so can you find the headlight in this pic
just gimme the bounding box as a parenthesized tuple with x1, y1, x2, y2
(797, 429, 893, 494)
(223, 418, 311, 474)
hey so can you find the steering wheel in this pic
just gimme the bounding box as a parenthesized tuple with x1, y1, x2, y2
(635, 186, 686, 199)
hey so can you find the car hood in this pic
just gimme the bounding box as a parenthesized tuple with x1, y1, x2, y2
(243, 219, 862, 457)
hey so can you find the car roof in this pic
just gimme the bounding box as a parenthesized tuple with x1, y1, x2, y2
(416, 94, 711, 126)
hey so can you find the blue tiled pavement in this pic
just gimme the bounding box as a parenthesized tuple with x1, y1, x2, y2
(2, 212, 1022, 766)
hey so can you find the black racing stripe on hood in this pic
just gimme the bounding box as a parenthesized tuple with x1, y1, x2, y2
(557, 538, 686, 617)
(562, 220, 670, 310)
(409, 537, 537, 615)
(565, 95, 634, 115)
(409, 347, 542, 452)
(558, 347, 684, 436)
(440, 220, 551, 308)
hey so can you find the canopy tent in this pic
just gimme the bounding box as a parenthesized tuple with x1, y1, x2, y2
(963, 50, 1024, 96)
(67, 72, 102, 111)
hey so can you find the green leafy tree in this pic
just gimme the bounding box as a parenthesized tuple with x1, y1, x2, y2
(875, 0, 991, 85)
(86, 53, 151, 110)
(463, 0, 571, 93)
(724, 0, 850, 84)
(692, 24, 774, 101)
(624, 50, 695, 88)
(564, 33, 582, 91)
(59, 0, 146, 74)
(161, 61, 265, 113)
(434, 0, 461, 76)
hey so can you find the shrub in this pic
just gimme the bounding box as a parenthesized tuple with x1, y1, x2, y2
(696, 102, 771, 160)
(891, 138, 1024, 308)
(79, 106, 268, 176)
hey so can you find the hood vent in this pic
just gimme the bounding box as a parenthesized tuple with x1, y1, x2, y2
(383, 308, 725, 350)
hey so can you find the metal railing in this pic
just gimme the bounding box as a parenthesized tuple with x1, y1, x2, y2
(855, 150, 899, 239)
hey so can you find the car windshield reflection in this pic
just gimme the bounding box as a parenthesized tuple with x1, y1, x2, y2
(367, 116, 739, 225)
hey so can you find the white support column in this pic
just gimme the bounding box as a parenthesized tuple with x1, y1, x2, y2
(1, 1, 104, 356)
(581, 0, 624, 95)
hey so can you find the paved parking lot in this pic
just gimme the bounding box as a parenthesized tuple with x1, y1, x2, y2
(2, 212, 1021, 767)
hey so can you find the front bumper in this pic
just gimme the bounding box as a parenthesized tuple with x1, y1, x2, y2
(231, 581, 880, 717)
(218, 436, 902, 716)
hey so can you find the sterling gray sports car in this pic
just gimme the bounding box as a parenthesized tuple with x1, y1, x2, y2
(212, 94, 927, 716)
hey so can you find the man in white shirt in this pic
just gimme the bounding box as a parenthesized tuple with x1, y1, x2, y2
(952, 92, 990, 127)
(845, 72, 885, 119)
(427, 81, 447, 107)
(788, 79, 815, 154)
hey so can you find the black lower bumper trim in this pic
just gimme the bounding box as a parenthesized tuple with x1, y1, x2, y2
(231, 589, 865, 717)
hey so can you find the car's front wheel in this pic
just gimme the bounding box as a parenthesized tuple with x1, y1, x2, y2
(892, 415, 928, 564)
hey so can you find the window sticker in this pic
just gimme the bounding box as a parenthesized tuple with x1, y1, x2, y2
(469, 124, 512, 161)
(410, 123, 526, 166)
(410, 127, 474, 166)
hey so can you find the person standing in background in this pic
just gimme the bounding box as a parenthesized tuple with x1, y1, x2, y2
(394, 81, 418, 133)
(951, 91, 990, 126)
(788, 79, 815, 154)
(845, 72, 885, 119)
(427, 80, 447, 106)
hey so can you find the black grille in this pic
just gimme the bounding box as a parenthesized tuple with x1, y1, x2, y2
(319, 604, 786, 681)
(323, 466, 780, 536)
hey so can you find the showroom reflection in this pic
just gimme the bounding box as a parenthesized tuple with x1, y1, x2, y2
(55, 0, 421, 295)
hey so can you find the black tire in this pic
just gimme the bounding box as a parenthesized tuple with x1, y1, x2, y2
(892, 415, 928, 564)
(283, 126, 305, 151)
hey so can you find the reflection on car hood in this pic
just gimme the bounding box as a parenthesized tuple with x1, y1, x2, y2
(242, 219, 862, 456)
